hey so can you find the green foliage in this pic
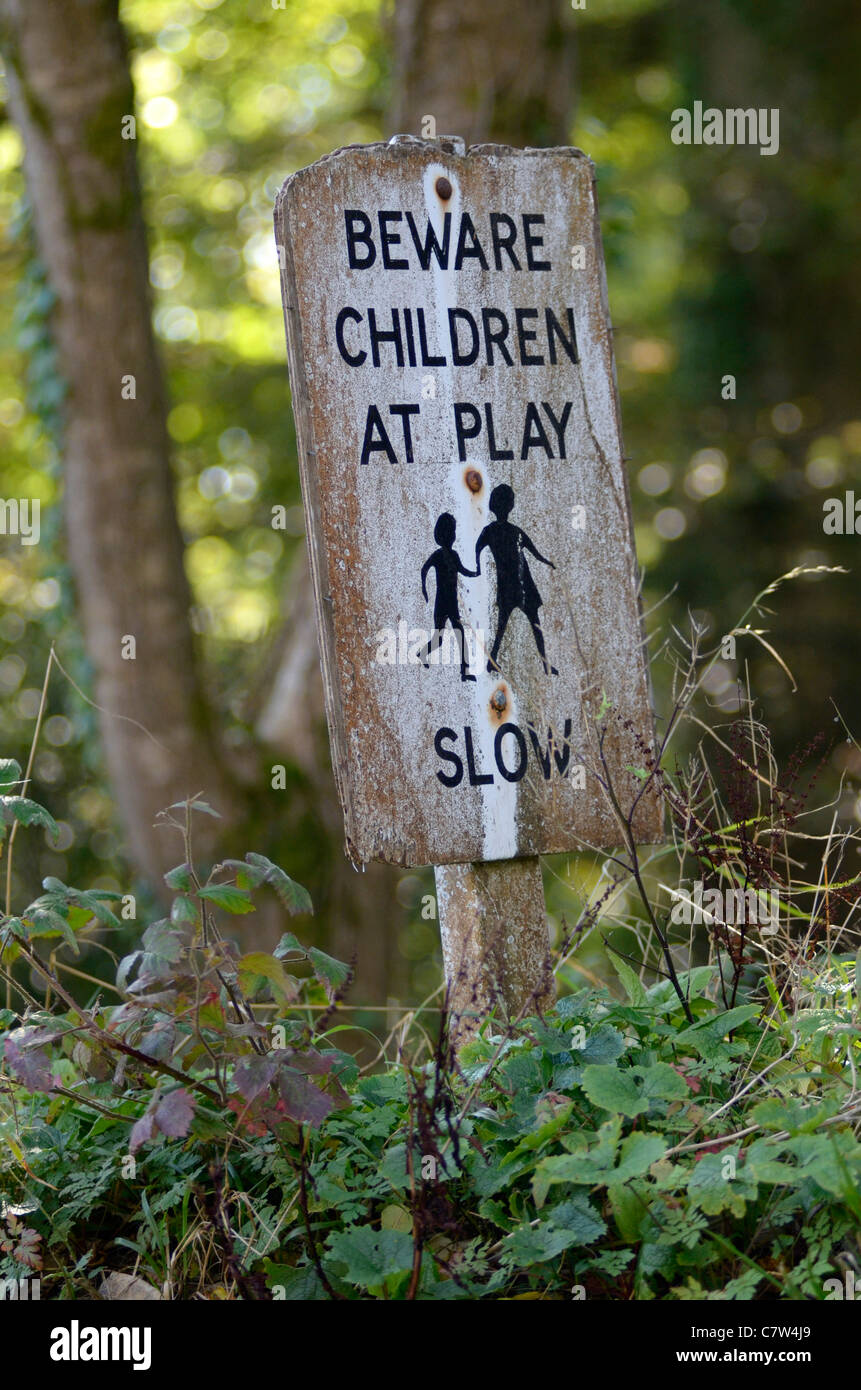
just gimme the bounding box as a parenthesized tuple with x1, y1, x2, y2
(2, 789, 859, 1299)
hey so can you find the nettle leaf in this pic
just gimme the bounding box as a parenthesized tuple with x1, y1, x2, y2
(751, 1096, 835, 1136)
(164, 863, 194, 892)
(325, 1227, 415, 1289)
(0, 758, 23, 791)
(1, 795, 59, 840)
(308, 947, 351, 1001)
(581, 1064, 648, 1118)
(238, 952, 298, 1004)
(505, 1195, 605, 1265)
(170, 894, 199, 924)
(245, 853, 313, 915)
(263, 1262, 323, 1301)
(198, 884, 255, 914)
(26, 906, 78, 955)
(273, 931, 305, 960)
(72, 890, 120, 928)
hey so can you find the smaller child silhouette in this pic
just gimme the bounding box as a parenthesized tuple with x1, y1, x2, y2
(419, 512, 478, 682)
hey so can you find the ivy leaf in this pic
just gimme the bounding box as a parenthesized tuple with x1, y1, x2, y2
(198, 884, 255, 914)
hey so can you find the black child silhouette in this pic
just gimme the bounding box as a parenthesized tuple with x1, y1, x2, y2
(420, 512, 478, 682)
(476, 483, 558, 676)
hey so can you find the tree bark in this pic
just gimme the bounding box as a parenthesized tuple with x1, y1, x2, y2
(390, 0, 575, 146)
(0, 0, 242, 886)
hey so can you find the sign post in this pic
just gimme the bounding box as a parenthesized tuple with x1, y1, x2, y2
(275, 135, 661, 1034)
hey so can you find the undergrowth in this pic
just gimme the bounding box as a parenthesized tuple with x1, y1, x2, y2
(1, 572, 860, 1300)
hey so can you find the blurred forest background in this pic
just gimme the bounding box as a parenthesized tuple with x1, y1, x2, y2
(0, 0, 860, 1034)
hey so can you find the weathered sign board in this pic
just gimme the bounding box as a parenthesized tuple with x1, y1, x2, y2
(275, 136, 661, 871)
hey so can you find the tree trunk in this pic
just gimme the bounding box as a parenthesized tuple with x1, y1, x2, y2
(0, 0, 242, 886)
(390, 0, 575, 146)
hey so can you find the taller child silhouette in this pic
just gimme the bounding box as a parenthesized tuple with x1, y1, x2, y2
(476, 483, 558, 676)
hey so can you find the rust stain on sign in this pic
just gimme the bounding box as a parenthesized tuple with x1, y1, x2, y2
(275, 136, 662, 867)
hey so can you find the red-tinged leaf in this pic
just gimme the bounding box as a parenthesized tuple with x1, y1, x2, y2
(3, 1037, 56, 1093)
(276, 1067, 334, 1127)
(233, 1054, 277, 1102)
(154, 1088, 196, 1139)
(284, 1047, 334, 1077)
(130, 1110, 156, 1155)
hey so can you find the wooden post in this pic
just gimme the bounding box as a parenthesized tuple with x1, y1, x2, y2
(435, 857, 553, 1037)
(274, 136, 661, 1041)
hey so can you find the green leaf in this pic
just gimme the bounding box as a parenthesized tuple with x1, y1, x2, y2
(633, 1062, 690, 1103)
(237, 951, 298, 1003)
(1, 795, 58, 840)
(608, 1183, 647, 1243)
(686, 1149, 757, 1216)
(581, 1064, 648, 1118)
(0, 758, 23, 791)
(198, 884, 255, 914)
(613, 1131, 666, 1181)
(168, 798, 221, 818)
(245, 852, 313, 915)
(308, 947, 351, 1000)
(164, 863, 194, 891)
(505, 1195, 605, 1265)
(263, 1262, 324, 1301)
(611, 954, 647, 1006)
(325, 1227, 415, 1289)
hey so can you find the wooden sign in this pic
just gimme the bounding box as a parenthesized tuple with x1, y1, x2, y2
(275, 136, 661, 869)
